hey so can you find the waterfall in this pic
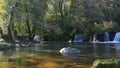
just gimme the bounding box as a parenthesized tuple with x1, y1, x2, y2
(92, 32, 120, 43)
(93, 33, 98, 41)
(73, 35, 83, 42)
(113, 32, 120, 41)
(104, 32, 110, 41)
(93, 32, 110, 42)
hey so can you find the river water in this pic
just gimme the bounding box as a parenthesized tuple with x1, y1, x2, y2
(0, 42, 120, 68)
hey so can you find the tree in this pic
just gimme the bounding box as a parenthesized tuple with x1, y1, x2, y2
(3, 0, 47, 41)
(3, 0, 19, 40)
(102, 0, 120, 24)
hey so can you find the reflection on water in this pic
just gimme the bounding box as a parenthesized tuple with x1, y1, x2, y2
(114, 43, 120, 56)
(0, 42, 120, 68)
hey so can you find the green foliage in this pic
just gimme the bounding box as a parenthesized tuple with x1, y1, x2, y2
(93, 21, 119, 33)
(102, 0, 120, 24)
(1, 0, 120, 41)
(91, 59, 120, 68)
(93, 22, 105, 33)
(103, 21, 119, 31)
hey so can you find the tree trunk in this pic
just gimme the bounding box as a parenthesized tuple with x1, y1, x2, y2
(0, 27, 3, 38)
(25, 6, 33, 40)
(8, 7, 14, 40)
(26, 17, 32, 40)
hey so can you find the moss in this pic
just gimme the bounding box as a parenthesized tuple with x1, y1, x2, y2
(91, 59, 120, 68)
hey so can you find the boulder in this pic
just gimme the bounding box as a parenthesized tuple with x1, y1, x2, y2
(59, 47, 80, 57)
(60, 47, 80, 54)
(33, 35, 40, 42)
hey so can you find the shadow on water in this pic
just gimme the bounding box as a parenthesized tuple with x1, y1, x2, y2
(0, 42, 120, 68)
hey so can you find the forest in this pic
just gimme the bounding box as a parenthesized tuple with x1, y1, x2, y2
(0, 0, 120, 42)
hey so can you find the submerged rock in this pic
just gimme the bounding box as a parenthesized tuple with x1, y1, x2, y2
(60, 47, 80, 54)
(59, 47, 80, 57)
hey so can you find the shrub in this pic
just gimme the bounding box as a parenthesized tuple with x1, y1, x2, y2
(91, 59, 120, 68)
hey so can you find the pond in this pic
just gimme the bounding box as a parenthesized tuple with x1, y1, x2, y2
(0, 42, 120, 68)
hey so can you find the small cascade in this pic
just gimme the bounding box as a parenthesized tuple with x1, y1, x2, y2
(113, 32, 120, 41)
(93, 33, 98, 41)
(104, 32, 110, 41)
(92, 32, 120, 43)
(73, 35, 83, 42)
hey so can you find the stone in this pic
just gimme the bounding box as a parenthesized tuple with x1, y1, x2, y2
(59, 47, 80, 57)
(60, 47, 80, 54)
(33, 35, 40, 42)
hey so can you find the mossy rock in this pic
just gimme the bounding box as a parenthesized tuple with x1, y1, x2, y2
(91, 59, 120, 68)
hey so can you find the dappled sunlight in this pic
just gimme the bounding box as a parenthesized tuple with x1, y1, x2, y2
(0, 62, 8, 68)
(0, 42, 120, 68)
(0, 55, 90, 68)
(0, 53, 91, 68)
(36, 62, 60, 68)
(0, 0, 120, 67)
(25, 54, 91, 68)
(0, 62, 26, 68)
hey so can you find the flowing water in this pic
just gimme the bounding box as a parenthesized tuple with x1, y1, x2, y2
(0, 42, 120, 68)
(104, 32, 110, 41)
(113, 32, 120, 41)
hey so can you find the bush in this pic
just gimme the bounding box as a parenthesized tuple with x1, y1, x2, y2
(93, 21, 119, 33)
(91, 59, 120, 68)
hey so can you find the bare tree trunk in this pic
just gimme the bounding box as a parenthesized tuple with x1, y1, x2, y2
(26, 18, 32, 40)
(8, 7, 14, 40)
(0, 27, 3, 38)
(25, 5, 33, 40)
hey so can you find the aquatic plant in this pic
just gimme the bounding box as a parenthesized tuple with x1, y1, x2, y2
(91, 59, 120, 68)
